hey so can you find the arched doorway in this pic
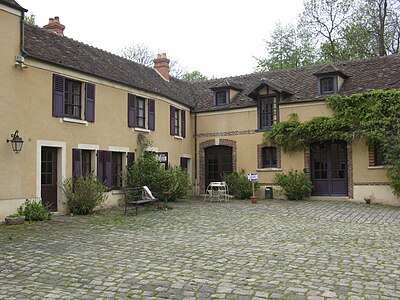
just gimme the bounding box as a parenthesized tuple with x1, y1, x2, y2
(205, 146, 233, 190)
(310, 141, 348, 196)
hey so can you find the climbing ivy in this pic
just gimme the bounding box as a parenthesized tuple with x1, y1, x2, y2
(264, 90, 400, 196)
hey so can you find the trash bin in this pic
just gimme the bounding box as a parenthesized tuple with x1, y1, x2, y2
(265, 187, 273, 199)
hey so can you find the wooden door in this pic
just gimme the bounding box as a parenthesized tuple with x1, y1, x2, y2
(41, 147, 58, 211)
(205, 146, 232, 191)
(311, 141, 348, 196)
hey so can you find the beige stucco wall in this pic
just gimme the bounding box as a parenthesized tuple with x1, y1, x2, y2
(0, 10, 192, 220)
(280, 101, 333, 121)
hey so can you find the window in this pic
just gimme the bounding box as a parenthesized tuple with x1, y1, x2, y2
(319, 77, 335, 95)
(64, 79, 81, 118)
(170, 106, 186, 138)
(370, 144, 385, 166)
(112, 152, 122, 188)
(97, 150, 134, 189)
(72, 149, 94, 177)
(258, 96, 278, 130)
(53, 75, 95, 122)
(215, 90, 229, 106)
(262, 147, 277, 168)
(81, 150, 92, 177)
(128, 94, 155, 130)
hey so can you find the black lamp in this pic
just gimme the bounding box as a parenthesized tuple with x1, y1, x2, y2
(7, 130, 24, 153)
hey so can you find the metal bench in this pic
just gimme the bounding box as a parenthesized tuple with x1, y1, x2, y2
(123, 186, 159, 215)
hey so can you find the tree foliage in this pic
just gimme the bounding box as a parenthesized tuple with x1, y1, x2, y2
(256, 0, 400, 71)
(24, 13, 36, 25)
(265, 90, 400, 196)
(181, 70, 209, 82)
(118, 43, 187, 78)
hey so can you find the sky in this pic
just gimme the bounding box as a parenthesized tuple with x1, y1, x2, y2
(16, 0, 304, 78)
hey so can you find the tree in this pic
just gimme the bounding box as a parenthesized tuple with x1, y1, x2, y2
(345, 0, 400, 56)
(255, 22, 316, 71)
(118, 43, 187, 78)
(24, 12, 36, 25)
(181, 70, 208, 82)
(299, 0, 354, 61)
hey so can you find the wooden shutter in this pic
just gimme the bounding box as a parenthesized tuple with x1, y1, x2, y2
(85, 83, 95, 122)
(170, 106, 175, 135)
(148, 99, 155, 131)
(128, 94, 137, 128)
(127, 152, 135, 168)
(97, 150, 104, 183)
(181, 110, 186, 138)
(104, 151, 112, 189)
(72, 149, 82, 177)
(53, 74, 64, 117)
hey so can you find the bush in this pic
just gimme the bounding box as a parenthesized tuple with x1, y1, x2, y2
(17, 199, 52, 221)
(126, 152, 191, 201)
(62, 174, 107, 215)
(274, 170, 313, 200)
(224, 170, 259, 199)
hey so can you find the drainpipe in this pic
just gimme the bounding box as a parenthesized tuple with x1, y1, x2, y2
(194, 111, 198, 193)
(20, 11, 27, 56)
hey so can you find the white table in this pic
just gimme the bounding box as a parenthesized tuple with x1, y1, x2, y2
(204, 181, 231, 202)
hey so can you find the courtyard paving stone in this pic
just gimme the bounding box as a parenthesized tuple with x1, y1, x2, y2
(1, 199, 400, 299)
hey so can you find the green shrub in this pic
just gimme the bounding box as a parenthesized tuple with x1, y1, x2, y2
(274, 170, 313, 201)
(62, 174, 107, 215)
(126, 152, 191, 201)
(224, 170, 259, 199)
(17, 199, 52, 221)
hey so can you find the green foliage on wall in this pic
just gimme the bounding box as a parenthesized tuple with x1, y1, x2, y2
(264, 89, 400, 196)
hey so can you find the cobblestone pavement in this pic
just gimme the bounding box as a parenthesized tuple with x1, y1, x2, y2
(1, 199, 400, 299)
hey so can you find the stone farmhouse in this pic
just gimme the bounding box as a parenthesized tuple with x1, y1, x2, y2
(1, 0, 399, 220)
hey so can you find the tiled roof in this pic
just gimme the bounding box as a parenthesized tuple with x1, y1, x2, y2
(22, 22, 400, 114)
(24, 24, 195, 108)
(0, 0, 26, 11)
(192, 55, 400, 112)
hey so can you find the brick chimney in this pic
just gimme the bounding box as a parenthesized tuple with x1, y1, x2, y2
(153, 53, 170, 81)
(43, 16, 65, 36)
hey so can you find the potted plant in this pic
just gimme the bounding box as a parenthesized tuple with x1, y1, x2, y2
(5, 213, 25, 225)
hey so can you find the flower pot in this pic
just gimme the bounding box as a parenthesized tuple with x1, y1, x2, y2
(5, 215, 25, 225)
(250, 196, 258, 204)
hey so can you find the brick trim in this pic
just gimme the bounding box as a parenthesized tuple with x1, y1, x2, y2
(354, 182, 390, 186)
(199, 139, 237, 193)
(197, 130, 257, 138)
(257, 143, 281, 169)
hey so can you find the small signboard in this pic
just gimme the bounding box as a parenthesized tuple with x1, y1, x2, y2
(247, 173, 258, 181)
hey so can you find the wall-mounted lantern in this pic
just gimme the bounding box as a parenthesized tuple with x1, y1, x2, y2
(7, 130, 24, 154)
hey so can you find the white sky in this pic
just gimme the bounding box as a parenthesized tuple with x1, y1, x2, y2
(17, 0, 304, 78)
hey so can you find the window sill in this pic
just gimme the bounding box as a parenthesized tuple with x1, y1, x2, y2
(61, 117, 88, 126)
(257, 168, 282, 172)
(133, 127, 150, 133)
(368, 165, 385, 170)
(174, 135, 184, 140)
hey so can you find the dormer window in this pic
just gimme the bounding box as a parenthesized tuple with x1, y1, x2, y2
(215, 90, 229, 106)
(319, 77, 335, 95)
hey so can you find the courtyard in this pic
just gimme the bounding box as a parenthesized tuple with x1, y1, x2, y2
(1, 199, 400, 299)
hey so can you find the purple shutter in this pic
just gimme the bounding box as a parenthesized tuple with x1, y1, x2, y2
(85, 83, 95, 122)
(104, 151, 112, 189)
(53, 74, 64, 117)
(181, 110, 186, 138)
(257, 97, 261, 130)
(148, 99, 155, 131)
(97, 150, 104, 183)
(128, 94, 137, 128)
(127, 152, 135, 168)
(72, 149, 82, 177)
(170, 106, 175, 135)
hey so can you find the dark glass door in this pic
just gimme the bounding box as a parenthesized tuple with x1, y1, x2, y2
(311, 141, 347, 196)
(205, 146, 233, 191)
(41, 147, 58, 211)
